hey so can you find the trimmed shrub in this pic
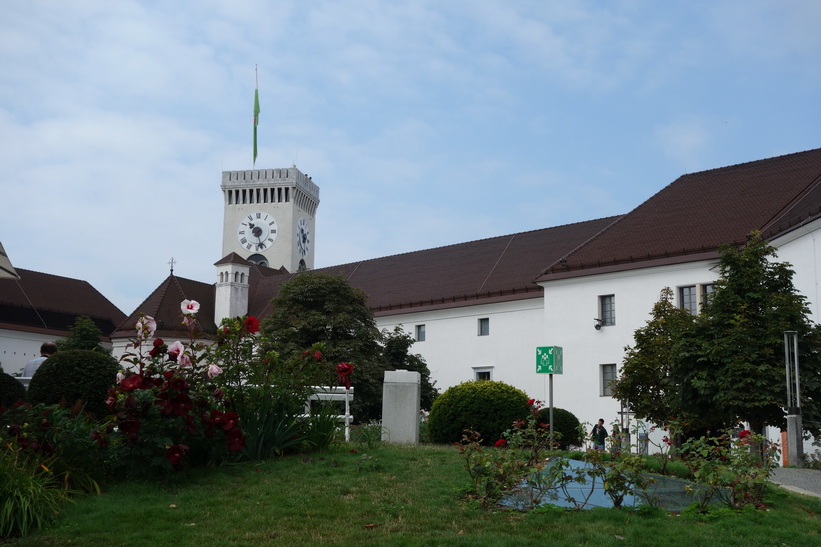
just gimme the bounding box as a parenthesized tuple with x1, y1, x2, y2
(26, 350, 118, 418)
(427, 381, 529, 445)
(0, 371, 26, 408)
(537, 407, 582, 449)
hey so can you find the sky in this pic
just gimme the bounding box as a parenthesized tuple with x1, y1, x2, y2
(1, 1, 820, 317)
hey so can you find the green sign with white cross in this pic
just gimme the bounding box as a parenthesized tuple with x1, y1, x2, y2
(536, 346, 563, 374)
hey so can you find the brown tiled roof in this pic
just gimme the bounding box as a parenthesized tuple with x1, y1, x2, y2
(0, 268, 126, 339)
(538, 147, 821, 281)
(244, 216, 620, 317)
(111, 275, 217, 340)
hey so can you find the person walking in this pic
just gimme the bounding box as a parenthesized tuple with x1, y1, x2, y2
(591, 418, 608, 450)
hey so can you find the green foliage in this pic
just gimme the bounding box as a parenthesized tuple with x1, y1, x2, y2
(0, 441, 68, 539)
(617, 234, 821, 436)
(0, 403, 106, 495)
(26, 349, 118, 418)
(261, 272, 437, 422)
(427, 380, 529, 444)
(0, 371, 26, 407)
(612, 287, 696, 426)
(349, 420, 386, 450)
(537, 406, 581, 449)
(303, 402, 343, 452)
(55, 316, 110, 354)
(679, 234, 821, 434)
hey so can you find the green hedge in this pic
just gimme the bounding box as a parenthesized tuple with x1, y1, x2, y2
(0, 371, 26, 408)
(26, 349, 118, 418)
(537, 407, 581, 449)
(427, 381, 529, 445)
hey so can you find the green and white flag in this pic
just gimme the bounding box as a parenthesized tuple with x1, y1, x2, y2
(253, 72, 260, 167)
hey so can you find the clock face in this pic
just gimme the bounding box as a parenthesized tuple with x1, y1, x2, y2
(237, 212, 277, 252)
(296, 217, 311, 257)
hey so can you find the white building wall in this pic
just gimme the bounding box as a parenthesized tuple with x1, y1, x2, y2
(771, 219, 821, 323)
(0, 329, 60, 376)
(376, 297, 546, 403)
(540, 260, 720, 429)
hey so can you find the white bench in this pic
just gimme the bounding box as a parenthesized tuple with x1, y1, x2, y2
(303, 386, 354, 441)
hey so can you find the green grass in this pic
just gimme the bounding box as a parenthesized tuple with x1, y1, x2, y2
(11, 444, 821, 546)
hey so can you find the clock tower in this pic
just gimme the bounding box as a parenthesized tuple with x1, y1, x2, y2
(221, 166, 319, 272)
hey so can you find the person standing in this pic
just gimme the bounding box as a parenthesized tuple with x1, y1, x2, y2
(23, 341, 57, 376)
(591, 418, 608, 450)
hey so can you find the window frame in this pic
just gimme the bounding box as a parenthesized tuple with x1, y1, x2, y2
(600, 363, 617, 397)
(414, 324, 426, 342)
(477, 317, 490, 336)
(473, 366, 493, 381)
(599, 295, 615, 326)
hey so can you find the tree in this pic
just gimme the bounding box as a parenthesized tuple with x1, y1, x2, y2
(677, 233, 821, 436)
(381, 326, 438, 411)
(261, 272, 437, 422)
(56, 316, 110, 354)
(611, 287, 696, 427)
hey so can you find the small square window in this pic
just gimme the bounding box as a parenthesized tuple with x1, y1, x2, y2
(599, 295, 615, 326)
(473, 367, 493, 381)
(478, 318, 490, 336)
(601, 364, 617, 397)
(415, 324, 426, 342)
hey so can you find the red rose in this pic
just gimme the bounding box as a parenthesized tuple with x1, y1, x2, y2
(226, 428, 246, 451)
(244, 316, 260, 333)
(494, 439, 508, 448)
(527, 398, 536, 406)
(166, 444, 187, 470)
(337, 362, 354, 389)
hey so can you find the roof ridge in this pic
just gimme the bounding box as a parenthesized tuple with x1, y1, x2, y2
(540, 215, 626, 275)
(320, 215, 624, 269)
(475, 234, 516, 295)
(759, 172, 821, 236)
(677, 147, 821, 178)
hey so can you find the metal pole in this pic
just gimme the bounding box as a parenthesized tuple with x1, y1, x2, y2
(793, 332, 801, 409)
(784, 331, 793, 408)
(549, 373, 554, 438)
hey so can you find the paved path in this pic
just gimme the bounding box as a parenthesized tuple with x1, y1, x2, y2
(769, 467, 821, 499)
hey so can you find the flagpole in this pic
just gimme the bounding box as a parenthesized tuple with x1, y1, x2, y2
(253, 65, 260, 169)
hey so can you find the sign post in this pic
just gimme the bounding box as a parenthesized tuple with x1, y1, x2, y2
(536, 347, 563, 439)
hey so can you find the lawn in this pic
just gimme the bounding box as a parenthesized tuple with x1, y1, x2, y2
(11, 444, 821, 546)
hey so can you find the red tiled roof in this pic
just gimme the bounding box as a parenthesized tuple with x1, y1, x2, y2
(0, 268, 126, 338)
(538, 147, 821, 281)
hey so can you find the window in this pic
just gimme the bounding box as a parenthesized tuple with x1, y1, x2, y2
(415, 324, 426, 342)
(701, 283, 715, 303)
(473, 367, 493, 381)
(599, 295, 615, 326)
(601, 364, 617, 397)
(679, 283, 715, 314)
(680, 285, 697, 315)
(478, 317, 490, 336)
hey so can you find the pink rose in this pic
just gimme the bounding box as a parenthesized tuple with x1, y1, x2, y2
(207, 364, 223, 378)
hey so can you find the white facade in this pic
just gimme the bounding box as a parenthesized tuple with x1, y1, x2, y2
(1, 329, 58, 376)
(376, 297, 546, 400)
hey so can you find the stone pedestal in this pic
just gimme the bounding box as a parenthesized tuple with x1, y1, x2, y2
(381, 369, 421, 444)
(786, 414, 804, 467)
